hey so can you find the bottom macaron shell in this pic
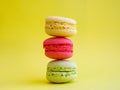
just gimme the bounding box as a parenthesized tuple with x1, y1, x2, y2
(46, 29, 76, 37)
(45, 52, 73, 59)
(46, 72, 77, 83)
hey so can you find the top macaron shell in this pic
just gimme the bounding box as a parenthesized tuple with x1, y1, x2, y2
(43, 37, 73, 59)
(46, 16, 76, 24)
(45, 16, 77, 37)
(47, 60, 77, 72)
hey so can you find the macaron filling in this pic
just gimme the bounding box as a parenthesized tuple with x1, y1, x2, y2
(47, 72, 76, 78)
(47, 67, 76, 72)
(44, 44, 73, 52)
(45, 22, 76, 30)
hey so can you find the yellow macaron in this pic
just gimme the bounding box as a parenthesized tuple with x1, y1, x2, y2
(45, 16, 77, 37)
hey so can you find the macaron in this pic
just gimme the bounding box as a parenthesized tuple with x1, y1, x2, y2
(45, 16, 77, 37)
(46, 60, 77, 83)
(43, 37, 73, 59)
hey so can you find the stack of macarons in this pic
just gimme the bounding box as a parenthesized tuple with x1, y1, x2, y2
(43, 16, 77, 83)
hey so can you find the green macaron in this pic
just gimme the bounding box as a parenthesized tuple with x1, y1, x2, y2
(46, 60, 77, 83)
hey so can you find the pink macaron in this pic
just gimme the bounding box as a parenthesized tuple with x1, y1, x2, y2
(43, 37, 73, 59)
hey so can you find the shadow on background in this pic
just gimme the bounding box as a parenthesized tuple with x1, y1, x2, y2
(17, 78, 75, 86)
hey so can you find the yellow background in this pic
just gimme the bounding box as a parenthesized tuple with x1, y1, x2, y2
(0, 0, 120, 90)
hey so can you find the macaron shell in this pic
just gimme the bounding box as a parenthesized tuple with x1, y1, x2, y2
(45, 29, 76, 37)
(45, 52, 73, 59)
(47, 60, 77, 69)
(43, 37, 73, 45)
(46, 16, 77, 24)
(46, 72, 77, 83)
(47, 61, 77, 72)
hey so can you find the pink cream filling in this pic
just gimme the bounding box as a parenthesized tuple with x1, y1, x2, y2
(44, 44, 73, 52)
